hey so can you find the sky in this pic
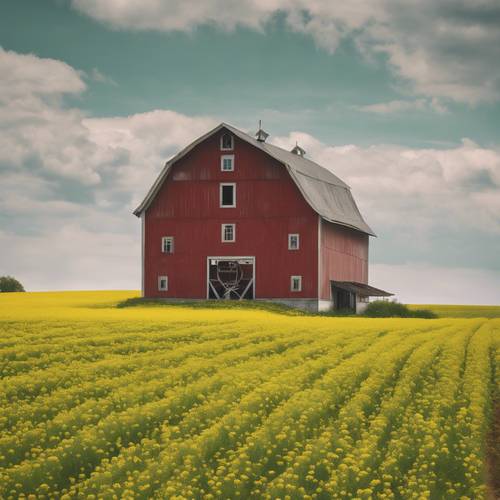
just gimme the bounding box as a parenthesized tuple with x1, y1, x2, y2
(1, 0, 499, 304)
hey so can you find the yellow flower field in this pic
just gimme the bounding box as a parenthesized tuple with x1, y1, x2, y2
(0, 291, 498, 499)
(408, 304, 500, 319)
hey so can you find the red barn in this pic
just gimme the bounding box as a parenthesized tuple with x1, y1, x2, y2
(134, 123, 391, 312)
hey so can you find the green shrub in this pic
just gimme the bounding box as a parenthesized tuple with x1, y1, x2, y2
(409, 308, 438, 319)
(0, 276, 25, 293)
(317, 308, 357, 317)
(364, 300, 437, 318)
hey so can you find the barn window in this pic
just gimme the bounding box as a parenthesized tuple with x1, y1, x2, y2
(161, 236, 174, 253)
(222, 223, 235, 242)
(221, 155, 234, 172)
(290, 275, 302, 292)
(288, 234, 300, 250)
(158, 275, 168, 291)
(220, 183, 236, 207)
(220, 133, 234, 151)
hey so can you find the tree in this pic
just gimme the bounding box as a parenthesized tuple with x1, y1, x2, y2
(0, 276, 25, 292)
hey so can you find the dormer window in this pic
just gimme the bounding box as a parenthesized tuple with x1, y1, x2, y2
(220, 133, 234, 151)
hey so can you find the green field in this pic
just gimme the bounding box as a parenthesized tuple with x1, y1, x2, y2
(0, 292, 498, 499)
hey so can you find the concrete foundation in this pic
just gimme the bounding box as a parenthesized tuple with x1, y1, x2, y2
(355, 297, 369, 314)
(255, 298, 321, 312)
(140, 297, 342, 313)
(318, 299, 333, 312)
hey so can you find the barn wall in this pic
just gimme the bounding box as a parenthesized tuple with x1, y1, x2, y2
(319, 220, 369, 301)
(144, 130, 319, 300)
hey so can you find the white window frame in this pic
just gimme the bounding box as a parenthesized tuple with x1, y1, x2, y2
(220, 183, 236, 208)
(220, 133, 234, 151)
(161, 236, 174, 254)
(158, 275, 168, 291)
(220, 154, 234, 172)
(221, 223, 235, 243)
(290, 275, 302, 292)
(288, 233, 300, 250)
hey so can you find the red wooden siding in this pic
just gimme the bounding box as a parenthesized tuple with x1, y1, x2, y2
(144, 132, 319, 299)
(319, 220, 369, 300)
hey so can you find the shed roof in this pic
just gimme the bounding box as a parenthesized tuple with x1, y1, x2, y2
(133, 123, 375, 236)
(331, 281, 393, 297)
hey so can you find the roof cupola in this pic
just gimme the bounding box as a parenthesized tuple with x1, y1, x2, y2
(255, 120, 269, 142)
(291, 142, 306, 157)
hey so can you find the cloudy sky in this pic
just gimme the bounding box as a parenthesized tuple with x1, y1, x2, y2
(1, 0, 499, 304)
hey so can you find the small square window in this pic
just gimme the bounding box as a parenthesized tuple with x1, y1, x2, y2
(220, 183, 236, 207)
(291, 275, 302, 292)
(162, 236, 174, 253)
(221, 155, 234, 171)
(220, 133, 234, 150)
(288, 233, 300, 250)
(222, 223, 235, 242)
(158, 276, 168, 291)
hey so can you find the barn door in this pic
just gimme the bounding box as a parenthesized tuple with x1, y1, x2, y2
(207, 257, 255, 300)
(332, 285, 355, 312)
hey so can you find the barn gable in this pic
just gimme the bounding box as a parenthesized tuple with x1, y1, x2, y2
(134, 123, 375, 236)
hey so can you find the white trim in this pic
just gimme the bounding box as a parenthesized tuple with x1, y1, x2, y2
(161, 236, 174, 253)
(220, 183, 236, 208)
(220, 154, 234, 172)
(317, 215, 321, 301)
(221, 223, 235, 242)
(206, 256, 255, 299)
(290, 275, 302, 292)
(206, 259, 210, 299)
(158, 275, 168, 291)
(220, 132, 234, 151)
(141, 212, 145, 297)
(288, 233, 300, 250)
(367, 229, 370, 284)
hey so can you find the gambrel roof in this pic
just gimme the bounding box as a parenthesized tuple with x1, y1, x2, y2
(134, 123, 375, 236)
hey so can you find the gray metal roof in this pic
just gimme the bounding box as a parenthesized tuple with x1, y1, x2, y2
(133, 122, 375, 236)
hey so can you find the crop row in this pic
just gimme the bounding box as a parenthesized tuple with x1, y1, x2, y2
(0, 317, 497, 499)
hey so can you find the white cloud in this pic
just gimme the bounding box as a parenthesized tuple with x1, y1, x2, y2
(358, 99, 426, 114)
(89, 67, 117, 86)
(357, 98, 447, 115)
(0, 46, 100, 185)
(70, 0, 278, 32)
(0, 47, 216, 191)
(271, 133, 500, 236)
(371, 263, 500, 305)
(82, 110, 217, 207)
(69, 1, 500, 104)
(0, 46, 85, 99)
(0, 226, 140, 291)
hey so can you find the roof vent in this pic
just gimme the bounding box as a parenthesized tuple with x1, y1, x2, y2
(255, 120, 269, 142)
(291, 142, 306, 157)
